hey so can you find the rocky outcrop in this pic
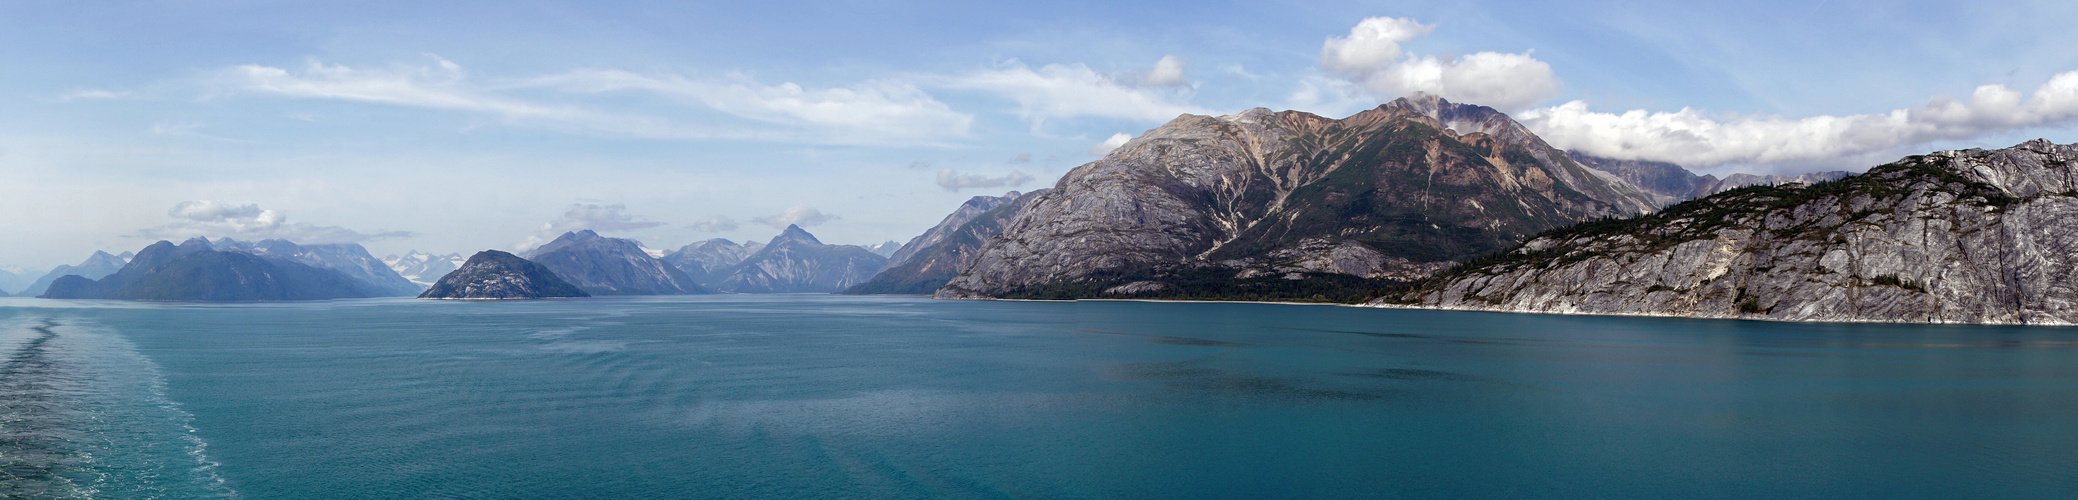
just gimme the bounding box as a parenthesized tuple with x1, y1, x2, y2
(847, 190, 1041, 295)
(661, 239, 763, 282)
(41, 238, 372, 301)
(938, 95, 1662, 299)
(418, 250, 588, 299)
(524, 230, 705, 295)
(1378, 139, 2078, 325)
(18, 251, 129, 297)
(709, 225, 887, 293)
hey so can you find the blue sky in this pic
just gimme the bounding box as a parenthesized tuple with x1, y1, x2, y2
(4, 0, 2076, 269)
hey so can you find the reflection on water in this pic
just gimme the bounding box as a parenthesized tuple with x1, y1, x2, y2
(1, 295, 2075, 498)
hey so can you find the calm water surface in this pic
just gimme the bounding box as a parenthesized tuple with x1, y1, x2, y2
(1, 295, 2075, 498)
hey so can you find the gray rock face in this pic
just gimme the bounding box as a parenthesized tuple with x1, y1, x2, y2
(213, 238, 424, 296)
(710, 225, 888, 293)
(938, 95, 1662, 299)
(524, 230, 705, 295)
(847, 190, 1043, 295)
(662, 239, 763, 282)
(881, 192, 1021, 269)
(1380, 139, 2078, 325)
(419, 250, 588, 299)
(19, 251, 129, 297)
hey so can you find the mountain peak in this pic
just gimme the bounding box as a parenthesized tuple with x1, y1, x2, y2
(773, 225, 822, 246)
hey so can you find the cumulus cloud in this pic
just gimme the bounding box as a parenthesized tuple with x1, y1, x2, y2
(1090, 133, 1134, 156)
(935, 169, 1034, 192)
(947, 58, 1207, 130)
(1320, 17, 1561, 111)
(134, 201, 412, 244)
(1009, 152, 1032, 164)
(523, 69, 973, 143)
(1143, 55, 1190, 87)
(517, 203, 666, 251)
(753, 206, 837, 228)
(1519, 70, 2078, 168)
(691, 216, 739, 232)
(224, 55, 969, 145)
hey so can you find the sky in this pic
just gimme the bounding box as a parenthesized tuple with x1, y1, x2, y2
(4, 0, 2077, 270)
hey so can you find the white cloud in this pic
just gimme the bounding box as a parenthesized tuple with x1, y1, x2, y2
(1090, 133, 1133, 156)
(56, 89, 130, 102)
(753, 206, 838, 228)
(1143, 55, 1190, 87)
(1519, 70, 2078, 168)
(523, 69, 972, 143)
(948, 58, 1207, 131)
(135, 201, 411, 244)
(517, 203, 665, 251)
(935, 168, 1034, 192)
(691, 215, 739, 232)
(1320, 17, 1561, 111)
(224, 56, 967, 145)
(150, 121, 206, 136)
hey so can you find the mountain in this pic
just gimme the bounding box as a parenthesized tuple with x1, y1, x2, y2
(937, 95, 1662, 300)
(1378, 139, 2078, 324)
(846, 190, 1043, 295)
(709, 225, 888, 293)
(523, 230, 705, 295)
(419, 250, 588, 299)
(1569, 151, 1852, 204)
(880, 192, 1022, 270)
(41, 238, 371, 301)
(18, 251, 131, 297)
(385, 251, 467, 287)
(661, 239, 763, 281)
(863, 241, 903, 258)
(212, 239, 422, 296)
(0, 266, 45, 296)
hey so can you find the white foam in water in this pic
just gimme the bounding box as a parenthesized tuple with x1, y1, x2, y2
(5, 315, 239, 499)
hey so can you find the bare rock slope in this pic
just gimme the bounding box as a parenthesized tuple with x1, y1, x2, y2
(1378, 139, 2078, 325)
(938, 95, 1661, 299)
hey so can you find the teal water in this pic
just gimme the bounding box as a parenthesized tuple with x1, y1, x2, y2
(2, 295, 2076, 498)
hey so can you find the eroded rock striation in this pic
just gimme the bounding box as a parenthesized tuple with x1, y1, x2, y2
(1378, 139, 2078, 324)
(419, 250, 588, 299)
(938, 95, 1661, 300)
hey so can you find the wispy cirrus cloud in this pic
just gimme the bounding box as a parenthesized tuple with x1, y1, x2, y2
(943, 56, 1207, 131)
(934, 168, 1033, 192)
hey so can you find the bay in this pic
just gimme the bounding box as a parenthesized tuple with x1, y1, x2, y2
(2, 295, 2076, 498)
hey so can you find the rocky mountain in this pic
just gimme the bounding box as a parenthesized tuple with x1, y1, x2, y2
(937, 95, 1663, 300)
(212, 238, 422, 296)
(418, 250, 588, 299)
(847, 190, 1043, 295)
(1378, 139, 2078, 324)
(880, 192, 1022, 270)
(18, 251, 132, 297)
(385, 251, 467, 287)
(708, 225, 887, 293)
(523, 230, 705, 295)
(661, 239, 763, 282)
(42, 238, 371, 301)
(1569, 151, 1852, 205)
(864, 241, 902, 258)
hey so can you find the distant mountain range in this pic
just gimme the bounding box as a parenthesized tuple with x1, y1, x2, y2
(660, 238, 764, 283)
(846, 191, 1035, 295)
(42, 238, 391, 301)
(1567, 152, 1851, 206)
(521, 230, 704, 296)
(18, 251, 132, 297)
(704, 225, 887, 293)
(385, 251, 467, 287)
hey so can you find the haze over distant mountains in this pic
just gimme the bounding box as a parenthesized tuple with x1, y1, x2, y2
(41, 238, 413, 301)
